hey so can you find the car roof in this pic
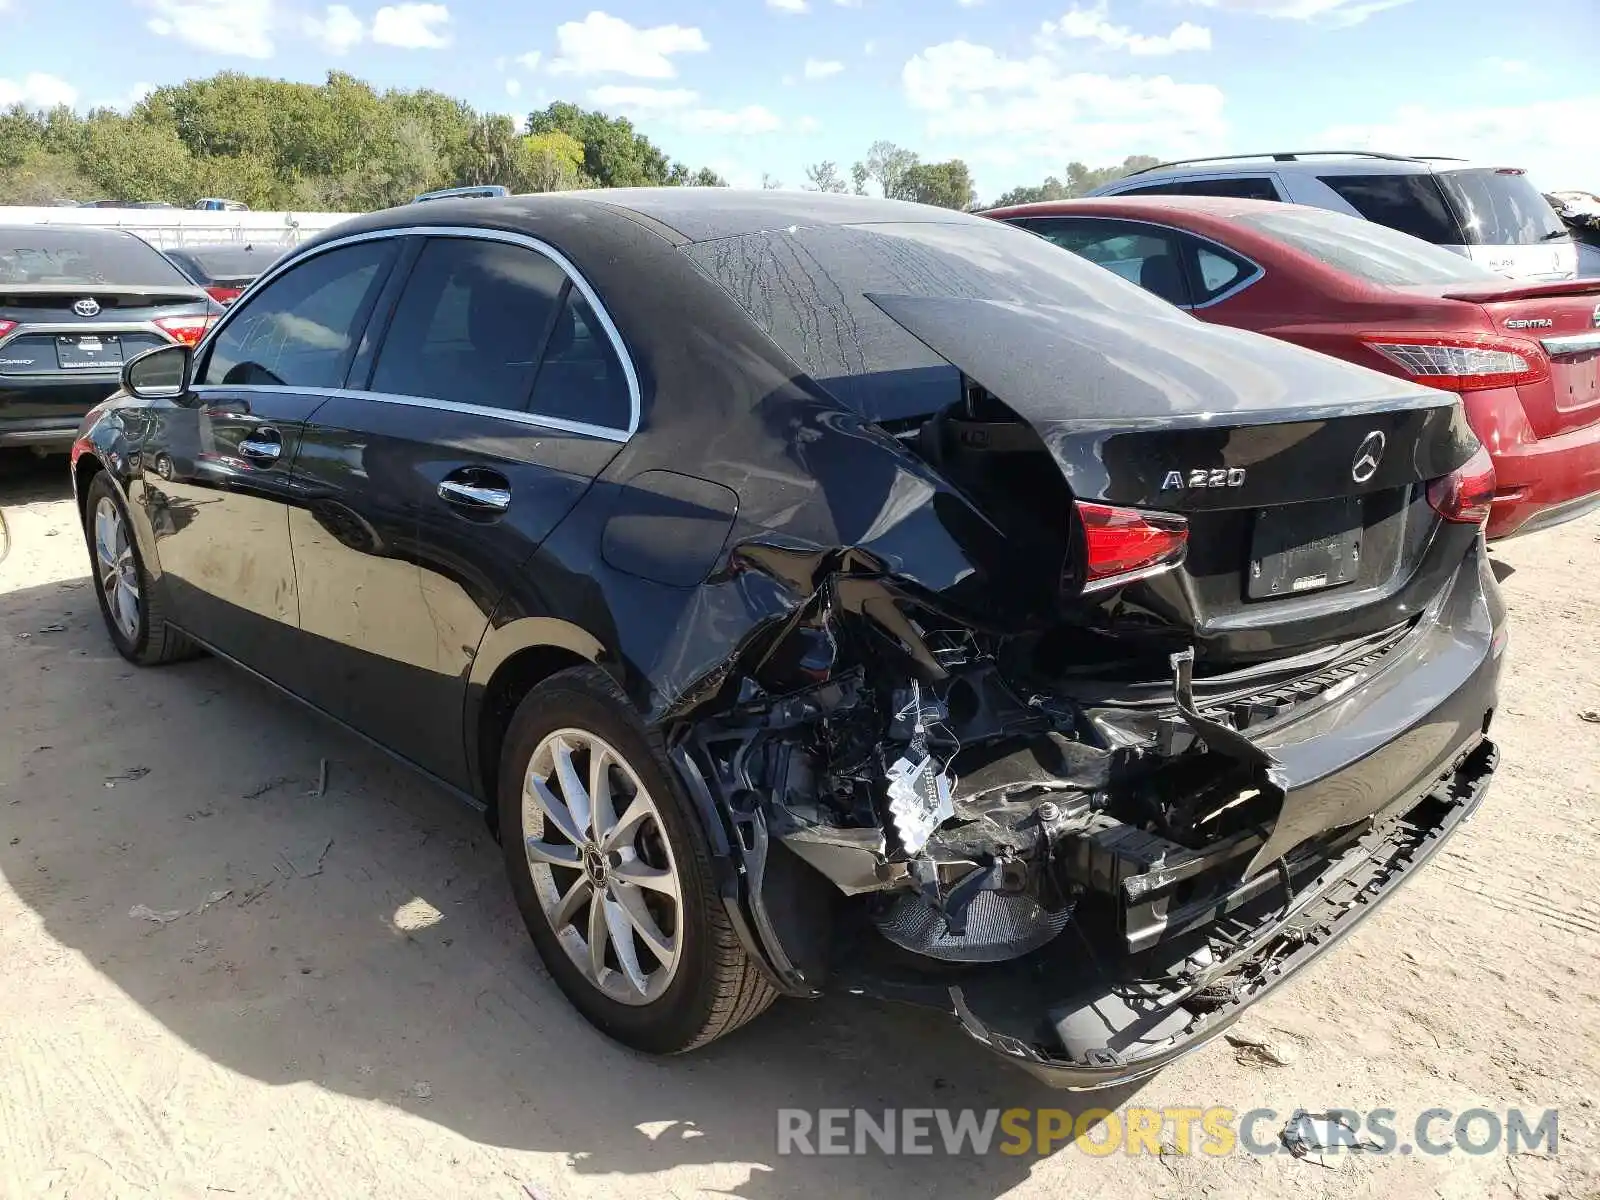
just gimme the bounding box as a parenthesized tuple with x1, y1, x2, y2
(984, 195, 1283, 223)
(343, 188, 989, 246)
(0, 224, 155, 245)
(1111, 155, 1507, 182)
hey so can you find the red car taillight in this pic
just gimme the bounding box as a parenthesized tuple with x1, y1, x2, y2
(1075, 500, 1189, 592)
(155, 315, 216, 346)
(1427, 445, 1497, 526)
(1361, 332, 1549, 391)
(205, 286, 242, 305)
(0, 319, 16, 338)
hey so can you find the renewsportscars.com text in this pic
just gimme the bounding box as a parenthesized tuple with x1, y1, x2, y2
(776, 1106, 1559, 1158)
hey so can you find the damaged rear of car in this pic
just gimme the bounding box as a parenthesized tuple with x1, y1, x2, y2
(621, 208, 1505, 1086)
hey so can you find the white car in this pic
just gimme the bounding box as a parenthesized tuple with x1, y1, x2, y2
(1089, 151, 1576, 281)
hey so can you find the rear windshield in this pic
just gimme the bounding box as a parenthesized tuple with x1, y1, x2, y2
(1232, 206, 1507, 286)
(0, 228, 191, 287)
(1436, 169, 1569, 246)
(170, 244, 282, 282)
(681, 219, 1177, 421)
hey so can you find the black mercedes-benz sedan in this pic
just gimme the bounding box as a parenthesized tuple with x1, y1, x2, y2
(1, 226, 219, 450)
(70, 190, 1505, 1087)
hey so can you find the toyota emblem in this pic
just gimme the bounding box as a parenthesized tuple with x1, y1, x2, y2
(73, 297, 101, 318)
(1351, 430, 1386, 484)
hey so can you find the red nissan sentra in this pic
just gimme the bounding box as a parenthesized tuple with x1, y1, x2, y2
(985, 196, 1600, 539)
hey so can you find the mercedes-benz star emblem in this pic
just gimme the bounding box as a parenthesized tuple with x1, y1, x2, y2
(73, 298, 100, 318)
(1352, 431, 1386, 483)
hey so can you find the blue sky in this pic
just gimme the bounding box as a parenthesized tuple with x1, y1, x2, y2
(3, 0, 1597, 200)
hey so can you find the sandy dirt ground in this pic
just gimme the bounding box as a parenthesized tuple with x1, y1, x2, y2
(1, 451, 1597, 1199)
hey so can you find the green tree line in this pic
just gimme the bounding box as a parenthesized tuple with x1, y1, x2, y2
(0, 71, 728, 209)
(0, 69, 1156, 212)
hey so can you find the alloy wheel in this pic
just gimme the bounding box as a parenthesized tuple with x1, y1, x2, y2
(93, 496, 141, 643)
(522, 729, 684, 1006)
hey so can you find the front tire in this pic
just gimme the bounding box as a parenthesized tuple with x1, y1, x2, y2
(499, 665, 777, 1053)
(82, 471, 198, 666)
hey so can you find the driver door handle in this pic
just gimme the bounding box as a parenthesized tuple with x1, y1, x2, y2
(238, 427, 282, 464)
(438, 476, 511, 513)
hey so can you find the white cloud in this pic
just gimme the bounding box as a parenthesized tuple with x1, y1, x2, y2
(834, 0, 861, 6)
(902, 38, 1227, 179)
(144, 0, 274, 58)
(549, 12, 709, 79)
(1182, 0, 1410, 26)
(804, 58, 845, 79)
(768, 0, 809, 12)
(1484, 57, 1529, 75)
(956, 0, 985, 6)
(863, 39, 878, 54)
(303, 4, 364, 54)
(796, 115, 823, 133)
(371, 3, 451, 49)
(677, 105, 784, 134)
(590, 87, 788, 136)
(1320, 98, 1600, 190)
(589, 85, 697, 110)
(505, 78, 522, 98)
(516, 51, 542, 71)
(1046, 7, 1211, 55)
(0, 73, 79, 108)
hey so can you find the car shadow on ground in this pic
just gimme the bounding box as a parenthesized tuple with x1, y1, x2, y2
(0, 573, 1142, 1197)
(0, 450, 74, 507)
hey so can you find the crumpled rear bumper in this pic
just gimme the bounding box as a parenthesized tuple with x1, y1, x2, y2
(951, 738, 1497, 1089)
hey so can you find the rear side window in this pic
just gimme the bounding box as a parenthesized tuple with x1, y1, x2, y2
(1177, 177, 1280, 201)
(371, 238, 568, 413)
(1436, 169, 1568, 246)
(1232, 206, 1506, 286)
(527, 290, 633, 431)
(1119, 177, 1280, 201)
(1317, 173, 1465, 244)
(1193, 245, 1250, 299)
(0, 229, 190, 287)
(1019, 219, 1194, 306)
(200, 240, 394, 388)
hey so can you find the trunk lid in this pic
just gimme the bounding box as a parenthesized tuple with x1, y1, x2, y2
(1438, 280, 1600, 438)
(870, 293, 1481, 665)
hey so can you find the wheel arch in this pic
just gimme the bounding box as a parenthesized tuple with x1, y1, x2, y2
(466, 617, 615, 833)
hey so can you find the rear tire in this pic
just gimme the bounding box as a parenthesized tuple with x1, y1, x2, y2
(82, 472, 199, 666)
(499, 665, 777, 1053)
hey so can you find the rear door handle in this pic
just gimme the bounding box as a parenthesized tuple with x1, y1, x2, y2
(438, 474, 511, 513)
(238, 427, 282, 464)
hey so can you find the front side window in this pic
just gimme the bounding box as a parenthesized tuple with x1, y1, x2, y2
(369, 237, 569, 413)
(200, 240, 394, 387)
(1317, 173, 1465, 245)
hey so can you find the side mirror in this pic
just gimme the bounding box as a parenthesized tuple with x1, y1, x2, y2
(123, 343, 192, 400)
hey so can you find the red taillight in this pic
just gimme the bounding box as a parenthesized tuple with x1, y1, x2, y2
(205, 286, 241, 305)
(1361, 333, 1549, 392)
(1075, 500, 1189, 592)
(155, 315, 215, 346)
(1427, 445, 1497, 526)
(0, 319, 16, 338)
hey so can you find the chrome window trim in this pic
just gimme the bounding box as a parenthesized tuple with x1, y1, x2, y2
(193, 223, 642, 439)
(187, 382, 630, 443)
(1010, 214, 1266, 310)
